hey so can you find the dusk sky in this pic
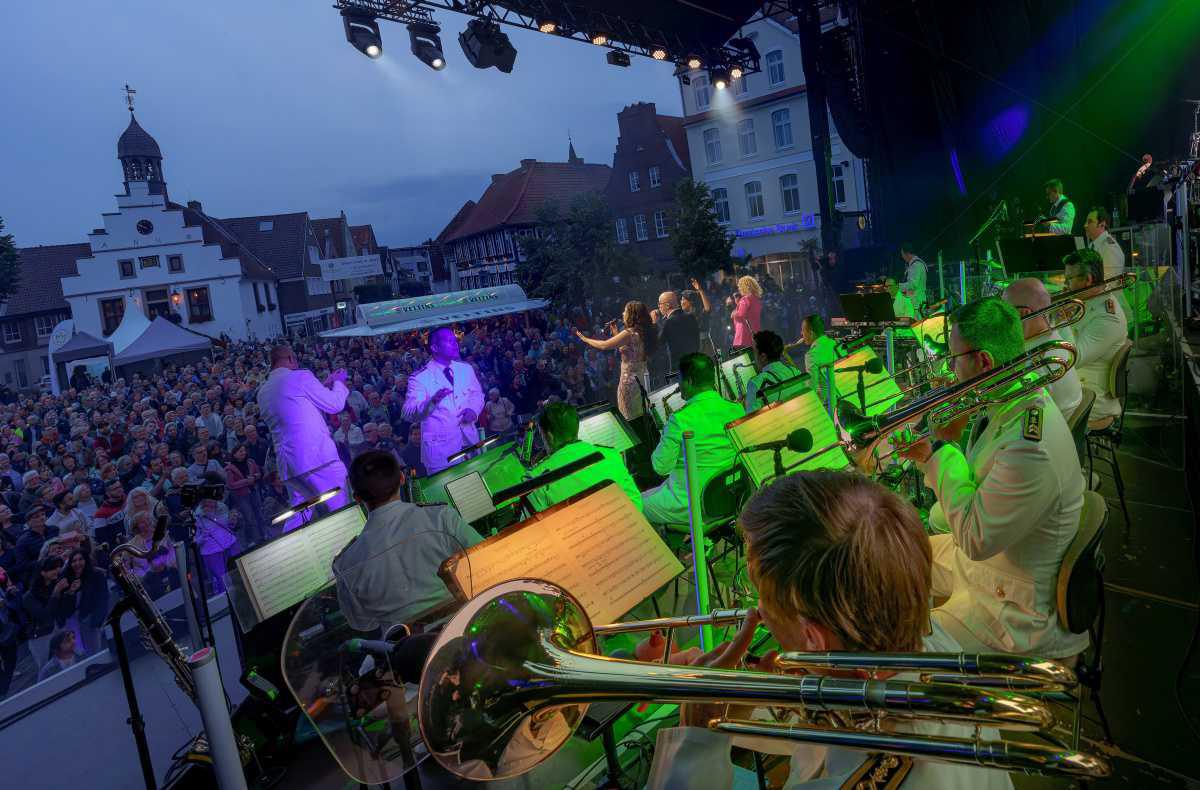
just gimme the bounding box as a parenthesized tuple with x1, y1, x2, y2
(1, 0, 683, 248)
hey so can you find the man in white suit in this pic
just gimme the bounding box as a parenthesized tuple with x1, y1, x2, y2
(257, 344, 350, 527)
(402, 327, 485, 474)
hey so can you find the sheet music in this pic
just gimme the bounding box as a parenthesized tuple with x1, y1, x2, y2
(728, 392, 848, 486)
(720, 350, 756, 399)
(577, 410, 635, 452)
(445, 484, 683, 624)
(234, 506, 366, 622)
(444, 471, 495, 524)
(834, 348, 903, 416)
(649, 384, 686, 425)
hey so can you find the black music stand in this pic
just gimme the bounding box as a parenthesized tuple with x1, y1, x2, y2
(839, 291, 895, 324)
(998, 235, 1078, 273)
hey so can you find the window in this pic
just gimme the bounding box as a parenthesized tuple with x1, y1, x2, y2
(145, 288, 171, 319)
(2, 323, 19, 344)
(615, 218, 629, 244)
(780, 173, 802, 214)
(42, 356, 50, 375)
(648, 166, 662, 188)
(772, 108, 794, 149)
(694, 75, 710, 110)
(186, 287, 214, 323)
(266, 283, 276, 310)
(634, 214, 649, 241)
(139, 255, 160, 269)
(745, 181, 765, 219)
(628, 170, 640, 192)
(254, 282, 265, 312)
(258, 220, 274, 232)
(118, 259, 135, 279)
(100, 297, 125, 336)
(733, 74, 749, 97)
(737, 118, 757, 157)
(832, 161, 849, 207)
(167, 254, 183, 273)
(653, 209, 669, 238)
(766, 50, 785, 86)
(712, 188, 731, 224)
(34, 315, 57, 338)
(703, 128, 722, 165)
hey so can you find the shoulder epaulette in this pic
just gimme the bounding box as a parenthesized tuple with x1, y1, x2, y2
(839, 752, 913, 789)
(1022, 406, 1043, 442)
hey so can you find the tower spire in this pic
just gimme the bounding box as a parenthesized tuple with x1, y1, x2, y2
(124, 83, 137, 114)
(567, 131, 582, 165)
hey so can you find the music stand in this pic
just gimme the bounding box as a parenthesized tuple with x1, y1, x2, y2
(998, 235, 1078, 273)
(839, 291, 895, 324)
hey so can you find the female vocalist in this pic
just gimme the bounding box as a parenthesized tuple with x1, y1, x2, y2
(730, 275, 763, 348)
(574, 301, 657, 420)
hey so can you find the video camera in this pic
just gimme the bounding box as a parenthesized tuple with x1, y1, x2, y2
(180, 482, 226, 508)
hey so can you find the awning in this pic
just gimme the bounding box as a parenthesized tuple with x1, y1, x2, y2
(319, 285, 548, 338)
(52, 331, 113, 364)
(112, 316, 212, 366)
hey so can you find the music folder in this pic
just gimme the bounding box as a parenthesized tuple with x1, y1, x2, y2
(726, 392, 849, 488)
(439, 482, 683, 625)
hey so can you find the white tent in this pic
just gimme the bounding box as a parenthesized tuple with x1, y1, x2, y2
(112, 316, 212, 366)
(107, 295, 153, 355)
(318, 285, 549, 338)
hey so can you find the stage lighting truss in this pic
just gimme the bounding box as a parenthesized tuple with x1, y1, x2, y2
(331, 0, 762, 77)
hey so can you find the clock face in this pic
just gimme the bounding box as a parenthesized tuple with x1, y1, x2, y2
(136, 220, 154, 236)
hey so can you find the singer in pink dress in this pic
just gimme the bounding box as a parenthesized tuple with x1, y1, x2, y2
(731, 275, 763, 348)
(575, 301, 657, 420)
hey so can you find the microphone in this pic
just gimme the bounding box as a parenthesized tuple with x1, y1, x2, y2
(340, 632, 438, 684)
(739, 428, 814, 455)
(1128, 154, 1154, 192)
(840, 358, 884, 375)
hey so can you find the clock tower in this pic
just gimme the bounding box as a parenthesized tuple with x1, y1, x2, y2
(116, 87, 167, 199)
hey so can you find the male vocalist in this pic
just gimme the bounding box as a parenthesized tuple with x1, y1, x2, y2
(402, 327, 484, 474)
(257, 344, 350, 523)
(899, 242, 927, 307)
(1037, 178, 1075, 235)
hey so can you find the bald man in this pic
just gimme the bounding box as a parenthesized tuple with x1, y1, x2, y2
(1002, 278, 1083, 417)
(257, 344, 350, 526)
(654, 291, 700, 370)
(402, 327, 484, 474)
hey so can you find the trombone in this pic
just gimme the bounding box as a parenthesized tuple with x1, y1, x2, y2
(1050, 271, 1136, 305)
(416, 579, 1110, 781)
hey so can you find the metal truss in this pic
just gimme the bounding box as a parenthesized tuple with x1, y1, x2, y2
(333, 0, 763, 74)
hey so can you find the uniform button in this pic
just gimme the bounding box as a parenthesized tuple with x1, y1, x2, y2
(996, 585, 1006, 599)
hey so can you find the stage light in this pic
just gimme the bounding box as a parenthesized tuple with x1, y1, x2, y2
(459, 18, 517, 73)
(730, 66, 744, 80)
(408, 21, 446, 70)
(709, 65, 730, 90)
(342, 9, 383, 60)
(687, 56, 702, 69)
(536, 18, 557, 34)
(606, 50, 631, 67)
(651, 47, 668, 61)
(590, 32, 609, 46)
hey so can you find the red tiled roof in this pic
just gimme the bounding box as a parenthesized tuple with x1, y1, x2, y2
(439, 160, 612, 242)
(436, 201, 476, 244)
(349, 224, 378, 255)
(6, 243, 92, 316)
(310, 217, 348, 259)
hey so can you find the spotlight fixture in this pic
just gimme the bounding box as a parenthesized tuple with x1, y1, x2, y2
(730, 66, 744, 80)
(342, 9, 383, 59)
(651, 47, 668, 61)
(729, 36, 761, 62)
(459, 18, 517, 73)
(709, 65, 731, 90)
(687, 56, 702, 69)
(590, 32, 609, 46)
(536, 18, 557, 34)
(605, 49, 631, 68)
(408, 21, 445, 70)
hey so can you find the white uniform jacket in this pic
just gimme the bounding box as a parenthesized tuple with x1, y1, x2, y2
(256, 367, 349, 497)
(902, 257, 928, 306)
(402, 359, 485, 474)
(1046, 198, 1075, 235)
(923, 390, 1089, 658)
(645, 625, 1013, 790)
(804, 335, 840, 408)
(1088, 230, 1131, 319)
(1028, 330, 1082, 417)
(1063, 294, 1127, 421)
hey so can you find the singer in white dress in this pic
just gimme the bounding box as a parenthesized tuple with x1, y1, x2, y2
(402, 328, 485, 474)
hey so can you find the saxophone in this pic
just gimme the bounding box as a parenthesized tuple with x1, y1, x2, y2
(108, 514, 196, 701)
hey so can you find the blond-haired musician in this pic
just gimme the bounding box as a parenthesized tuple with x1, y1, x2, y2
(644, 471, 1012, 789)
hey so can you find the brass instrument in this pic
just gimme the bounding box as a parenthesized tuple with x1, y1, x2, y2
(801, 339, 1076, 471)
(416, 579, 1110, 781)
(108, 515, 196, 700)
(1050, 271, 1136, 304)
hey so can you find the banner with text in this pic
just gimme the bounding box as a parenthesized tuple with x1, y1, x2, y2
(318, 254, 382, 281)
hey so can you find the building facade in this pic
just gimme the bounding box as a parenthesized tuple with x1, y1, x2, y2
(678, 13, 868, 277)
(0, 244, 84, 390)
(388, 245, 435, 293)
(60, 115, 284, 345)
(604, 104, 692, 274)
(438, 153, 612, 290)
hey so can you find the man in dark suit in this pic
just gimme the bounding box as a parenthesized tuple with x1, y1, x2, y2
(654, 291, 700, 371)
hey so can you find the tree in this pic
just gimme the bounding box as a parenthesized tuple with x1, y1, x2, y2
(516, 192, 645, 307)
(671, 178, 734, 280)
(0, 217, 19, 305)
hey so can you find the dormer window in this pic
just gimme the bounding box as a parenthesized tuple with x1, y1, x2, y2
(259, 220, 273, 232)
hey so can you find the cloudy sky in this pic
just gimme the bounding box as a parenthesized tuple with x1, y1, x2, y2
(0, 0, 682, 247)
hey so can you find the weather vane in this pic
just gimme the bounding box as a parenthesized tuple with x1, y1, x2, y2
(124, 83, 136, 113)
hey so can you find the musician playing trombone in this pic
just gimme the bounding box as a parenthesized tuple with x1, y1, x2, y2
(1002, 278, 1083, 417)
(897, 298, 1089, 661)
(1061, 250, 1128, 430)
(644, 471, 1012, 789)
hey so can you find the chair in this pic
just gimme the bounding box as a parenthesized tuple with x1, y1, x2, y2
(1086, 340, 1134, 531)
(1055, 490, 1113, 747)
(1065, 390, 1096, 467)
(664, 468, 750, 609)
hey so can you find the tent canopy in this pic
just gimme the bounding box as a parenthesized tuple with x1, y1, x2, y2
(112, 316, 212, 366)
(319, 285, 548, 338)
(107, 295, 153, 354)
(51, 330, 112, 364)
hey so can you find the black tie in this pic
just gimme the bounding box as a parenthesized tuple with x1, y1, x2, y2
(444, 366, 454, 386)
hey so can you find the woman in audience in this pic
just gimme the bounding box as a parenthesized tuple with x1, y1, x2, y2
(224, 443, 266, 545)
(63, 548, 108, 654)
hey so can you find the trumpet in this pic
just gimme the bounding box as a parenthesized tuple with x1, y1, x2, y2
(416, 579, 1110, 781)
